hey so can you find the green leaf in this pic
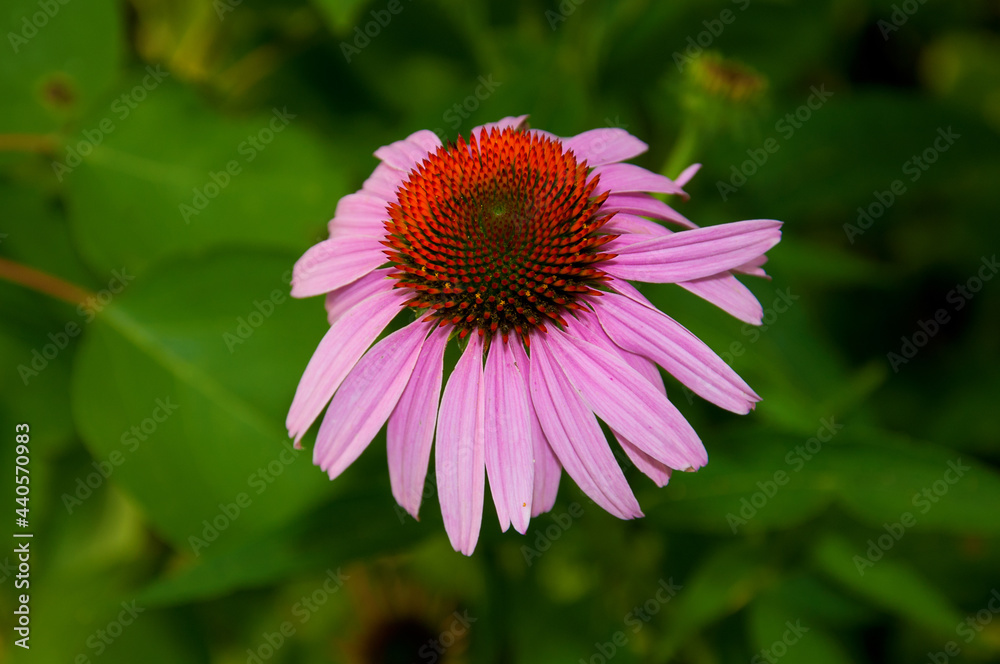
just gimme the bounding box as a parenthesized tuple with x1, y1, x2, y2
(63, 81, 347, 276)
(824, 431, 1000, 536)
(70, 251, 332, 549)
(813, 535, 962, 636)
(747, 577, 859, 664)
(139, 486, 431, 606)
(644, 432, 833, 535)
(0, 0, 121, 133)
(652, 542, 774, 659)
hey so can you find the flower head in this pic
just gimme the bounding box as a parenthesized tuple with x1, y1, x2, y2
(287, 116, 781, 555)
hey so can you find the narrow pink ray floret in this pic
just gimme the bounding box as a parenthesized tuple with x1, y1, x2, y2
(286, 116, 782, 555)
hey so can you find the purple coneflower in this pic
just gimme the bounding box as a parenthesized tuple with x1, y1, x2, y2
(287, 116, 781, 555)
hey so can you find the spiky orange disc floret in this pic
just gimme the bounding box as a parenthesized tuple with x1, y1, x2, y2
(383, 127, 618, 345)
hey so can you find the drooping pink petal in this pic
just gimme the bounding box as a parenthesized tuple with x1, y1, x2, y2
(569, 313, 666, 397)
(603, 219, 782, 284)
(617, 438, 673, 487)
(387, 325, 450, 519)
(528, 332, 642, 519)
(484, 339, 534, 533)
(291, 235, 386, 298)
(328, 192, 391, 239)
(593, 290, 760, 414)
(563, 128, 648, 166)
(674, 163, 702, 188)
(736, 254, 771, 279)
(436, 334, 486, 555)
(565, 317, 675, 486)
(315, 322, 429, 478)
(374, 130, 441, 174)
(601, 193, 698, 229)
(509, 339, 561, 517)
(545, 326, 707, 470)
(325, 268, 393, 325)
(286, 288, 402, 443)
(678, 273, 764, 325)
(590, 163, 687, 197)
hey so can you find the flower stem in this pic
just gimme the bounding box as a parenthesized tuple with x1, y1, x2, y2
(0, 257, 94, 306)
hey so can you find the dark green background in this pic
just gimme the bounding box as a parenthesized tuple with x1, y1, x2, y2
(2, 0, 999, 662)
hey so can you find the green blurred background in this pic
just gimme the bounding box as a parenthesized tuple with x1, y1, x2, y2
(2, 0, 1000, 662)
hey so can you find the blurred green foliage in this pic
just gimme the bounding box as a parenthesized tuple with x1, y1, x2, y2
(2, 0, 1000, 662)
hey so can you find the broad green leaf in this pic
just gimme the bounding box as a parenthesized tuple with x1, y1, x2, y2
(0, 178, 96, 287)
(70, 251, 332, 549)
(0, 0, 121, 133)
(139, 485, 433, 606)
(63, 81, 346, 276)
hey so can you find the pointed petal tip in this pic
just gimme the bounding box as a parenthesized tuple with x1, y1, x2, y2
(675, 163, 702, 188)
(510, 503, 531, 534)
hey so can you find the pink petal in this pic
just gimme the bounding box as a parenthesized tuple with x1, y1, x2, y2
(328, 192, 391, 239)
(325, 268, 393, 325)
(484, 339, 534, 533)
(374, 131, 441, 174)
(590, 163, 687, 197)
(436, 334, 486, 555)
(315, 322, 429, 479)
(608, 255, 767, 326)
(471, 115, 529, 136)
(674, 163, 702, 187)
(528, 332, 642, 519)
(564, 317, 674, 486)
(286, 288, 402, 443)
(678, 273, 764, 325)
(545, 326, 706, 470)
(509, 340, 561, 517)
(602, 212, 673, 237)
(736, 254, 771, 279)
(569, 314, 666, 397)
(387, 325, 450, 519)
(593, 290, 760, 414)
(563, 128, 648, 166)
(597, 220, 768, 325)
(406, 129, 444, 154)
(291, 235, 386, 298)
(601, 193, 698, 229)
(603, 219, 782, 284)
(362, 162, 404, 200)
(618, 437, 673, 487)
